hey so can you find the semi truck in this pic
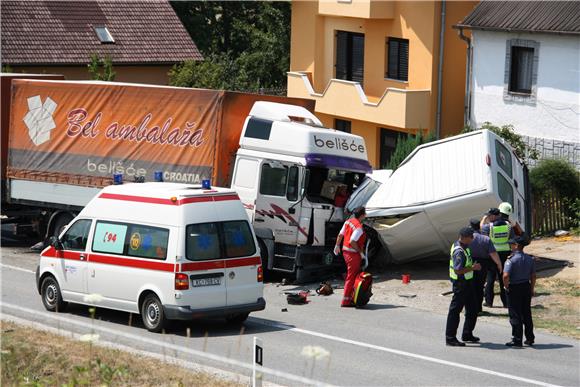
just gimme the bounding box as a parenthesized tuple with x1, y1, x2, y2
(1, 76, 371, 282)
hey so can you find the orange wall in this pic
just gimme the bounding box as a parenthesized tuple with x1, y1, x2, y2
(10, 65, 174, 85)
(440, 1, 477, 137)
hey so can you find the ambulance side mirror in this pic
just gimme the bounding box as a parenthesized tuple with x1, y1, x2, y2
(49, 236, 64, 251)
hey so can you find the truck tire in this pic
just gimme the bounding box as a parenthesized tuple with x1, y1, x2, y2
(41, 276, 68, 312)
(258, 240, 270, 280)
(51, 213, 74, 239)
(226, 312, 249, 325)
(140, 293, 166, 333)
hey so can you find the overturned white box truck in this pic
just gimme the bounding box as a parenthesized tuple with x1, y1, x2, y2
(347, 130, 531, 264)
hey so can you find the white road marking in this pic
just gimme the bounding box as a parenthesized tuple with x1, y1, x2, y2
(1, 302, 333, 387)
(0, 263, 35, 274)
(258, 321, 561, 387)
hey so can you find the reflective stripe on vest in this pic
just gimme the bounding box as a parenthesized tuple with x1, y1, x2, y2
(449, 244, 473, 280)
(491, 224, 510, 252)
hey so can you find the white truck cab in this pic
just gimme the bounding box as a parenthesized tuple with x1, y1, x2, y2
(36, 182, 265, 332)
(231, 102, 372, 282)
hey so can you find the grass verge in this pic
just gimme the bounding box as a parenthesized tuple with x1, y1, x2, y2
(532, 278, 580, 339)
(1, 321, 242, 386)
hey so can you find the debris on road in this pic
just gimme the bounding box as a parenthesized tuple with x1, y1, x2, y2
(554, 230, 570, 237)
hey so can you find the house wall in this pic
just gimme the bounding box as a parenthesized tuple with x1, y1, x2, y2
(471, 30, 579, 143)
(9, 65, 174, 85)
(470, 30, 580, 168)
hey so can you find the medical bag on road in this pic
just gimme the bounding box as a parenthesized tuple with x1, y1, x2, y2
(353, 272, 373, 308)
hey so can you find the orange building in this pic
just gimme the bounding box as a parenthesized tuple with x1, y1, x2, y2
(288, 0, 478, 168)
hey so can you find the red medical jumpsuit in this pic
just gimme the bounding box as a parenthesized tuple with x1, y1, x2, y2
(339, 218, 367, 306)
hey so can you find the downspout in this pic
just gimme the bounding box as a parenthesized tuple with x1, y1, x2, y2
(457, 26, 472, 128)
(435, 0, 446, 140)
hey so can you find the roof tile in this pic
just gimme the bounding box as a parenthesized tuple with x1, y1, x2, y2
(456, 1, 580, 35)
(1, 0, 203, 65)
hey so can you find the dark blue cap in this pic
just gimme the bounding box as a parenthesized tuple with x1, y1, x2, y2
(485, 208, 500, 216)
(459, 227, 474, 237)
(469, 218, 480, 231)
(508, 234, 530, 246)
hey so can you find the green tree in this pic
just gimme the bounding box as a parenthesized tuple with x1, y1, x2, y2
(87, 54, 116, 81)
(170, 1, 290, 91)
(462, 122, 539, 163)
(386, 131, 435, 169)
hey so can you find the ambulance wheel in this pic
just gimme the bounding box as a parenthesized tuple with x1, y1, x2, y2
(41, 276, 68, 312)
(141, 294, 166, 333)
(226, 312, 249, 325)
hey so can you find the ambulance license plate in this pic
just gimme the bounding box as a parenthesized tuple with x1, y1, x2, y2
(191, 277, 221, 287)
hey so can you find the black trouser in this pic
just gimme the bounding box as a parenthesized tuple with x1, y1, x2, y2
(485, 251, 508, 307)
(507, 282, 535, 343)
(474, 259, 493, 313)
(445, 279, 478, 340)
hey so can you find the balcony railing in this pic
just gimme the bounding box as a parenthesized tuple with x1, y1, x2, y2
(287, 71, 431, 129)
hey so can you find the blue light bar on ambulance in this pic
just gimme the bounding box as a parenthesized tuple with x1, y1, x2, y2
(154, 171, 163, 182)
(305, 153, 372, 174)
(202, 179, 211, 189)
(113, 173, 123, 185)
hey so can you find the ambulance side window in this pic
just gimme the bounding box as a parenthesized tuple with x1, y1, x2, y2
(126, 225, 169, 260)
(61, 219, 92, 251)
(92, 221, 128, 255)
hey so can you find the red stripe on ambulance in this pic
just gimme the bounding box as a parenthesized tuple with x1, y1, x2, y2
(98, 192, 240, 206)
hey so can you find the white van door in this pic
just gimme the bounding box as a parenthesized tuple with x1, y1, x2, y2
(221, 220, 262, 307)
(493, 138, 526, 228)
(88, 221, 174, 312)
(180, 222, 227, 309)
(50, 218, 92, 302)
(255, 162, 302, 246)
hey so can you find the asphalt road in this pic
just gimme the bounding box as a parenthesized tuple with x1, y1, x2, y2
(1, 245, 579, 386)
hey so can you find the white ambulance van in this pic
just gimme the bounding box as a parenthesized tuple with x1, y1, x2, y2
(36, 182, 265, 332)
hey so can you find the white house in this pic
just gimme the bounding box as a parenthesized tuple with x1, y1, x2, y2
(456, 1, 580, 168)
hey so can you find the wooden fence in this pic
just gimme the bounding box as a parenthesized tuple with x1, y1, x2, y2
(531, 190, 571, 235)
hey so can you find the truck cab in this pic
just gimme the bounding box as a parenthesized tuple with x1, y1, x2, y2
(231, 102, 371, 282)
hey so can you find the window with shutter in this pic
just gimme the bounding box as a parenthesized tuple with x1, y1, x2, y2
(386, 37, 409, 81)
(335, 31, 365, 83)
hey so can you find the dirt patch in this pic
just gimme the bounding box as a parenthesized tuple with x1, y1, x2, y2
(367, 236, 580, 339)
(1, 321, 242, 386)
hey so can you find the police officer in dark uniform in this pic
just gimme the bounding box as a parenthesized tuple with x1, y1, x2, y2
(485, 205, 515, 308)
(503, 234, 536, 347)
(445, 227, 482, 346)
(469, 219, 502, 313)
(480, 208, 499, 236)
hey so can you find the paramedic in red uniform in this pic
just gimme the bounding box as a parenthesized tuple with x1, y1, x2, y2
(334, 206, 367, 307)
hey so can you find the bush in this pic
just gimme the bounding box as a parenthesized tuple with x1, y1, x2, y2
(385, 131, 435, 170)
(530, 159, 580, 199)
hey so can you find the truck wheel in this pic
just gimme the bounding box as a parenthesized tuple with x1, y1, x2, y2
(51, 213, 74, 238)
(258, 240, 270, 280)
(141, 294, 166, 333)
(41, 276, 68, 312)
(226, 312, 249, 325)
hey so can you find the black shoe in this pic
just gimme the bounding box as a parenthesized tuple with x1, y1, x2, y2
(505, 340, 523, 347)
(446, 339, 466, 347)
(524, 340, 535, 346)
(462, 335, 480, 343)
